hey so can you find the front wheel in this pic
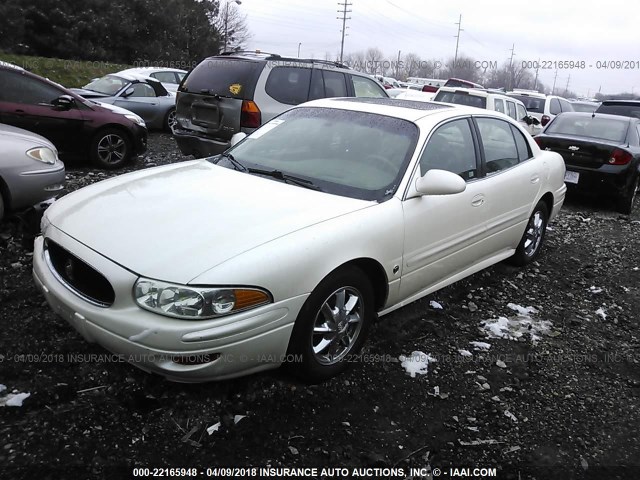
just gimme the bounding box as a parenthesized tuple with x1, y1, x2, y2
(286, 266, 374, 383)
(509, 201, 548, 266)
(90, 128, 132, 169)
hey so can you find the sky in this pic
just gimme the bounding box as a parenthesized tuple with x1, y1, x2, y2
(234, 0, 640, 97)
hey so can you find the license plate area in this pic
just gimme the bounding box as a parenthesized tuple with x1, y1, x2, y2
(564, 170, 580, 184)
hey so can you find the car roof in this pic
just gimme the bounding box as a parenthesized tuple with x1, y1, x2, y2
(507, 90, 547, 99)
(302, 97, 498, 122)
(0, 61, 24, 71)
(437, 87, 526, 105)
(118, 67, 187, 75)
(107, 72, 162, 84)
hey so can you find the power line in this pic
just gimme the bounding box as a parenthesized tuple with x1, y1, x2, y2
(337, 1, 352, 63)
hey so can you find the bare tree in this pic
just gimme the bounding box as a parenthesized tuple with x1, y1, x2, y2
(212, 2, 251, 53)
(365, 47, 385, 75)
(401, 52, 422, 80)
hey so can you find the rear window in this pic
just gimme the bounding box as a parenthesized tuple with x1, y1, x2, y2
(179, 58, 262, 99)
(508, 94, 544, 113)
(596, 103, 640, 119)
(434, 91, 486, 109)
(546, 115, 629, 143)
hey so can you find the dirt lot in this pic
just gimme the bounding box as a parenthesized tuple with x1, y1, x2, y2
(1, 133, 639, 480)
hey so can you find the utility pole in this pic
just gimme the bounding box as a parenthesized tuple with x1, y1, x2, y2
(453, 14, 463, 69)
(552, 69, 558, 95)
(337, 1, 352, 64)
(564, 74, 571, 96)
(508, 43, 515, 90)
(298, 42, 301, 58)
(533, 57, 540, 91)
(395, 50, 401, 79)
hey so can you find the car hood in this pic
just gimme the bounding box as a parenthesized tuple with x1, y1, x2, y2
(92, 101, 136, 116)
(0, 123, 56, 149)
(70, 88, 111, 99)
(46, 160, 374, 284)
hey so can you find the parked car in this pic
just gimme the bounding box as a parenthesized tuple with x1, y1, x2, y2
(173, 52, 389, 157)
(443, 78, 485, 89)
(570, 100, 600, 113)
(115, 67, 187, 93)
(0, 64, 148, 169)
(33, 98, 566, 383)
(507, 90, 574, 127)
(71, 74, 176, 131)
(535, 112, 640, 213)
(433, 87, 542, 135)
(374, 75, 400, 89)
(394, 90, 435, 101)
(0, 123, 65, 222)
(594, 100, 640, 119)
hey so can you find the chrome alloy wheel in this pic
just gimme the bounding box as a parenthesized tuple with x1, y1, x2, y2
(96, 134, 126, 164)
(312, 286, 364, 365)
(523, 210, 545, 257)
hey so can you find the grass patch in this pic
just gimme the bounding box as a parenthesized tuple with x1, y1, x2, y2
(0, 51, 130, 88)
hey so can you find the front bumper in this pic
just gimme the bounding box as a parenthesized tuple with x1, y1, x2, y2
(131, 125, 148, 156)
(10, 162, 65, 212)
(32, 231, 304, 382)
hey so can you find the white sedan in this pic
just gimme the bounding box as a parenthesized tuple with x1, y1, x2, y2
(32, 98, 567, 383)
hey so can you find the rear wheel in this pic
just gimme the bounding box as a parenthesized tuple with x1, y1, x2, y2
(164, 108, 177, 132)
(286, 266, 374, 383)
(90, 128, 131, 169)
(617, 176, 639, 215)
(509, 201, 548, 266)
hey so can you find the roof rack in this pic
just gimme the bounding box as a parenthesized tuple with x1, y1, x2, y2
(219, 50, 282, 58)
(216, 51, 350, 69)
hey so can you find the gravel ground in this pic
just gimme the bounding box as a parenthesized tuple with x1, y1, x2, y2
(1, 133, 639, 480)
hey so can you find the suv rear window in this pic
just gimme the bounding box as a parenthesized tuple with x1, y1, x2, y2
(434, 91, 486, 109)
(508, 94, 544, 113)
(596, 103, 640, 119)
(179, 58, 262, 99)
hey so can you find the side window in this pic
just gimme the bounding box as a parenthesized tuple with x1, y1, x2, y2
(322, 70, 348, 97)
(476, 117, 519, 173)
(510, 124, 533, 162)
(151, 72, 178, 84)
(516, 104, 527, 121)
(559, 99, 574, 112)
(418, 118, 478, 181)
(308, 69, 324, 101)
(351, 75, 386, 98)
(265, 66, 312, 105)
(494, 98, 505, 113)
(0, 70, 62, 104)
(130, 83, 157, 97)
(506, 101, 517, 119)
(549, 98, 561, 115)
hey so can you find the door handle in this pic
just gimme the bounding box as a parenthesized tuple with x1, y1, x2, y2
(471, 194, 484, 207)
(530, 175, 540, 184)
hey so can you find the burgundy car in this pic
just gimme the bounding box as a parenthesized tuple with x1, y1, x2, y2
(0, 64, 147, 169)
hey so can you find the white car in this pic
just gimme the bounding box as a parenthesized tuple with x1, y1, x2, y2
(506, 90, 574, 128)
(116, 67, 187, 93)
(434, 87, 542, 136)
(33, 98, 567, 383)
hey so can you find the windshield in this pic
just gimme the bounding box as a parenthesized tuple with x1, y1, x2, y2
(508, 94, 544, 113)
(546, 115, 629, 143)
(221, 107, 419, 201)
(83, 75, 129, 95)
(595, 103, 640, 119)
(434, 91, 487, 109)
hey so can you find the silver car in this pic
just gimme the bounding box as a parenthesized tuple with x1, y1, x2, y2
(0, 124, 65, 221)
(71, 74, 176, 131)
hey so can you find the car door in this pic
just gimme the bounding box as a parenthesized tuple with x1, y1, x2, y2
(400, 117, 491, 299)
(473, 116, 543, 248)
(113, 82, 160, 125)
(0, 68, 86, 157)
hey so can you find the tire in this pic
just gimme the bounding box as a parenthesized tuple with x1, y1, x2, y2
(90, 128, 132, 169)
(616, 175, 639, 215)
(509, 201, 549, 267)
(164, 108, 177, 132)
(286, 266, 374, 383)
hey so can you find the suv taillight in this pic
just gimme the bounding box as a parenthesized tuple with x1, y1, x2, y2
(241, 100, 261, 128)
(534, 137, 545, 148)
(609, 148, 632, 165)
(541, 115, 551, 127)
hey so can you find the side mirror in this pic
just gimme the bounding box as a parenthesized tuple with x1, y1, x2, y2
(52, 95, 74, 110)
(408, 169, 466, 199)
(230, 132, 247, 147)
(122, 87, 135, 98)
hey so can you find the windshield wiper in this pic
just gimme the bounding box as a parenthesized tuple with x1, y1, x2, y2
(247, 167, 322, 191)
(217, 152, 247, 172)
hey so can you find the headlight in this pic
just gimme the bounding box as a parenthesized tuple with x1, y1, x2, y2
(26, 147, 57, 165)
(40, 213, 51, 234)
(133, 278, 271, 320)
(125, 114, 146, 127)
